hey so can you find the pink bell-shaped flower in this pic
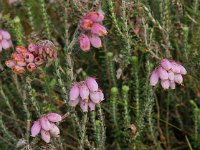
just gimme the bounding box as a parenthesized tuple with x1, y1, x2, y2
(49, 123, 60, 138)
(47, 113, 62, 123)
(89, 34, 102, 48)
(68, 97, 80, 107)
(79, 34, 90, 52)
(86, 77, 98, 92)
(41, 130, 51, 143)
(161, 80, 170, 90)
(31, 121, 41, 137)
(79, 84, 90, 100)
(150, 70, 159, 86)
(160, 59, 172, 71)
(91, 23, 108, 36)
(158, 66, 168, 80)
(40, 117, 52, 131)
(69, 84, 80, 101)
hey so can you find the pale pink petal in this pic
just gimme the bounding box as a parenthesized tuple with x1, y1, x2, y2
(68, 97, 80, 107)
(80, 100, 88, 112)
(40, 117, 52, 131)
(150, 70, 159, 86)
(31, 121, 41, 137)
(47, 113, 62, 123)
(170, 81, 176, 89)
(179, 65, 187, 75)
(171, 61, 180, 73)
(90, 91, 101, 103)
(168, 71, 174, 81)
(49, 123, 60, 138)
(0, 30, 11, 40)
(79, 34, 90, 52)
(79, 84, 89, 100)
(91, 23, 107, 36)
(89, 34, 102, 48)
(88, 101, 96, 111)
(41, 130, 51, 143)
(158, 67, 168, 80)
(1, 40, 10, 49)
(69, 84, 80, 100)
(174, 74, 183, 84)
(161, 59, 171, 70)
(161, 80, 170, 90)
(86, 77, 98, 92)
(5, 60, 15, 68)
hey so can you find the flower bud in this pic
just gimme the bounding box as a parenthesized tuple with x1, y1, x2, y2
(1, 39, 10, 49)
(34, 56, 44, 66)
(161, 80, 170, 90)
(85, 11, 104, 22)
(41, 130, 50, 143)
(47, 113, 62, 123)
(86, 77, 98, 92)
(170, 81, 176, 89)
(88, 101, 96, 111)
(89, 34, 102, 48)
(5, 60, 15, 68)
(27, 63, 36, 71)
(80, 100, 88, 112)
(160, 59, 171, 70)
(171, 61, 180, 73)
(68, 97, 80, 107)
(174, 74, 183, 84)
(79, 34, 90, 52)
(168, 70, 174, 81)
(0, 30, 11, 39)
(91, 23, 107, 36)
(49, 123, 60, 138)
(79, 84, 89, 100)
(16, 46, 28, 54)
(69, 84, 80, 100)
(80, 19, 93, 30)
(24, 53, 34, 63)
(12, 66, 25, 74)
(40, 117, 52, 131)
(158, 66, 168, 80)
(90, 91, 101, 103)
(150, 70, 159, 86)
(179, 65, 187, 75)
(31, 121, 41, 137)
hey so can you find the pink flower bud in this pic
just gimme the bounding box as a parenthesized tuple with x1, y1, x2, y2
(90, 91, 101, 103)
(161, 80, 170, 90)
(150, 70, 159, 86)
(170, 81, 176, 89)
(79, 34, 90, 52)
(28, 43, 39, 54)
(158, 67, 168, 80)
(174, 74, 183, 84)
(69, 84, 80, 100)
(34, 56, 44, 66)
(79, 84, 89, 100)
(40, 117, 52, 131)
(168, 71, 174, 81)
(17, 61, 26, 67)
(80, 100, 88, 112)
(85, 11, 104, 22)
(1, 39, 10, 49)
(89, 34, 102, 48)
(16, 46, 28, 54)
(80, 19, 93, 30)
(0, 44, 2, 52)
(86, 77, 98, 92)
(49, 123, 60, 138)
(179, 65, 187, 75)
(31, 121, 41, 137)
(171, 61, 180, 73)
(47, 113, 62, 123)
(27, 63, 36, 71)
(5, 60, 15, 68)
(160, 59, 171, 70)
(0, 30, 11, 40)
(24, 53, 34, 63)
(88, 101, 96, 111)
(41, 130, 50, 143)
(68, 97, 80, 107)
(91, 23, 107, 36)
(12, 66, 25, 74)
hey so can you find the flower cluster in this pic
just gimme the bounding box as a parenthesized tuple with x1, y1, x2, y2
(150, 59, 187, 89)
(0, 30, 12, 51)
(69, 77, 104, 112)
(31, 113, 62, 143)
(5, 41, 57, 74)
(79, 11, 107, 52)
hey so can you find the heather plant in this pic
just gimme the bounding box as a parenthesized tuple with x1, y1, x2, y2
(0, 0, 200, 150)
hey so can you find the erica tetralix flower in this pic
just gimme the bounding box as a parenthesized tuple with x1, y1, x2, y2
(78, 10, 107, 51)
(5, 40, 57, 74)
(150, 59, 187, 90)
(68, 77, 104, 112)
(0, 30, 12, 51)
(31, 113, 62, 143)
